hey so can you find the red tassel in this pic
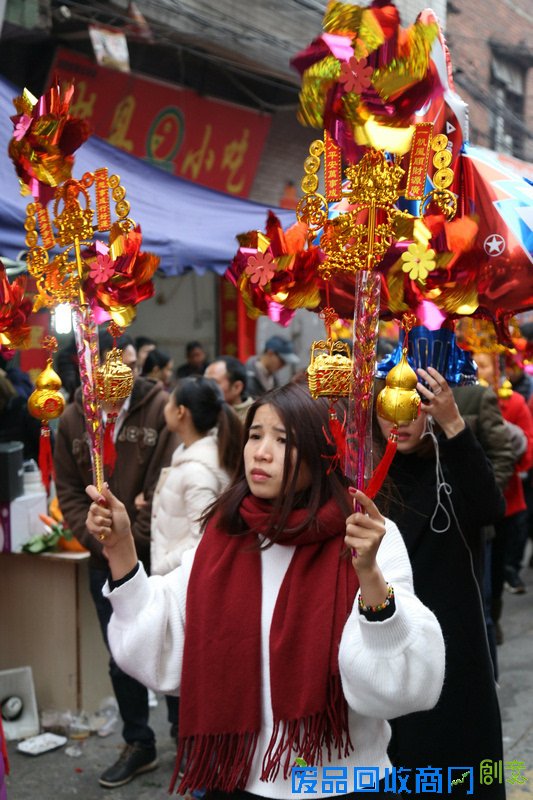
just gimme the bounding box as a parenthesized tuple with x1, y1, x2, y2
(0, 715, 9, 776)
(38, 422, 54, 494)
(103, 412, 118, 475)
(322, 406, 347, 474)
(365, 428, 398, 500)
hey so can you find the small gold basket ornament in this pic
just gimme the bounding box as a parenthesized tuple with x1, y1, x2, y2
(307, 339, 353, 399)
(96, 346, 134, 403)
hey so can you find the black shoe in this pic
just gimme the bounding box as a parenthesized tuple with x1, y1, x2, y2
(170, 723, 178, 739)
(504, 576, 527, 594)
(99, 742, 158, 788)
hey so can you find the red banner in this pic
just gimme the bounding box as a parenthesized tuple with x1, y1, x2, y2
(49, 49, 272, 198)
(218, 278, 256, 361)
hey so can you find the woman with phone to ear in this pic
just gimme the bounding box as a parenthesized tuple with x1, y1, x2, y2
(374, 366, 506, 800)
(86, 383, 444, 800)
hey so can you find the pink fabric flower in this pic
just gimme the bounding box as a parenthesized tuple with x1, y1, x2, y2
(89, 253, 115, 284)
(245, 252, 276, 287)
(12, 114, 33, 142)
(339, 57, 373, 94)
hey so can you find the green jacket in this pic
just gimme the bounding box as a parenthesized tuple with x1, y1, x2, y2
(452, 384, 514, 491)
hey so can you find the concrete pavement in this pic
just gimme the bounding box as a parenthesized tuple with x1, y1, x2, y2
(5, 558, 533, 799)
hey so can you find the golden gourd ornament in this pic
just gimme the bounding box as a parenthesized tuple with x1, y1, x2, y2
(27, 336, 65, 493)
(28, 360, 65, 422)
(376, 348, 420, 425)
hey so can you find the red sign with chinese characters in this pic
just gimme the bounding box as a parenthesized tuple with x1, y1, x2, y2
(405, 122, 433, 200)
(324, 130, 342, 202)
(49, 49, 272, 198)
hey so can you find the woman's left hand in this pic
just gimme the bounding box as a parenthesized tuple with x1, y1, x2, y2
(416, 366, 465, 439)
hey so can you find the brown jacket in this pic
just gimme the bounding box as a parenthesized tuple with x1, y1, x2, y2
(54, 378, 179, 571)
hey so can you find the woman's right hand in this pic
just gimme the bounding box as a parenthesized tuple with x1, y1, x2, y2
(86, 484, 139, 579)
(86, 483, 132, 547)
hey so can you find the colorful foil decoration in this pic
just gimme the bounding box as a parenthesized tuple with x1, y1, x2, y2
(9, 81, 90, 207)
(229, 0, 533, 490)
(0, 261, 32, 353)
(9, 82, 159, 490)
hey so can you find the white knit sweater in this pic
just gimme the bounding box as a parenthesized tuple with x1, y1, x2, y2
(150, 434, 229, 576)
(106, 518, 445, 799)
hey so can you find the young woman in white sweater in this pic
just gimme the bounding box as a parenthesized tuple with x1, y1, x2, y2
(151, 376, 242, 576)
(151, 376, 242, 737)
(86, 383, 445, 800)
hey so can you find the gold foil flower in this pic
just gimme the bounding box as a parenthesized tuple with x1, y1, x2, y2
(401, 242, 436, 283)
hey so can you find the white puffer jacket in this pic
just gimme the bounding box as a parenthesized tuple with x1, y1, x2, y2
(150, 434, 229, 575)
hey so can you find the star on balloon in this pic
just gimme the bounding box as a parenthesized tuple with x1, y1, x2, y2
(483, 234, 506, 257)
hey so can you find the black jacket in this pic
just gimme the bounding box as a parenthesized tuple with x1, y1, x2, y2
(384, 426, 505, 799)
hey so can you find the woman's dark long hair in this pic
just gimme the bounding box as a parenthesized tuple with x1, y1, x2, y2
(204, 383, 352, 542)
(171, 377, 242, 475)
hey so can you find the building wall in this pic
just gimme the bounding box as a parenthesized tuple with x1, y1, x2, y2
(445, 0, 533, 161)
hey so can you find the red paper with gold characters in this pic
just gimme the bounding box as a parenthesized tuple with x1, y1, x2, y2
(48, 48, 271, 198)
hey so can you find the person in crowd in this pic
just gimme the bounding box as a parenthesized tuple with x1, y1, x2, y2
(176, 341, 209, 379)
(85, 383, 445, 799)
(374, 366, 505, 797)
(0, 353, 33, 400)
(134, 336, 157, 371)
(505, 352, 533, 402)
(245, 335, 300, 398)
(476, 352, 533, 596)
(54, 336, 179, 789)
(452, 380, 515, 655)
(150, 376, 242, 737)
(141, 349, 174, 390)
(0, 372, 41, 461)
(204, 355, 254, 421)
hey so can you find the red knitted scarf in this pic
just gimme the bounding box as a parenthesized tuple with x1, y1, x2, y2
(171, 493, 359, 795)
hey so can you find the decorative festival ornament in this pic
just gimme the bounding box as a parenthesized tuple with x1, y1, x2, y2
(227, 1, 533, 498)
(0, 261, 32, 353)
(96, 322, 133, 476)
(376, 349, 420, 424)
(9, 82, 157, 491)
(27, 336, 65, 493)
(307, 339, 352, 399)
(364, 314, 419, 500)
(9, 81, 90, 207)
